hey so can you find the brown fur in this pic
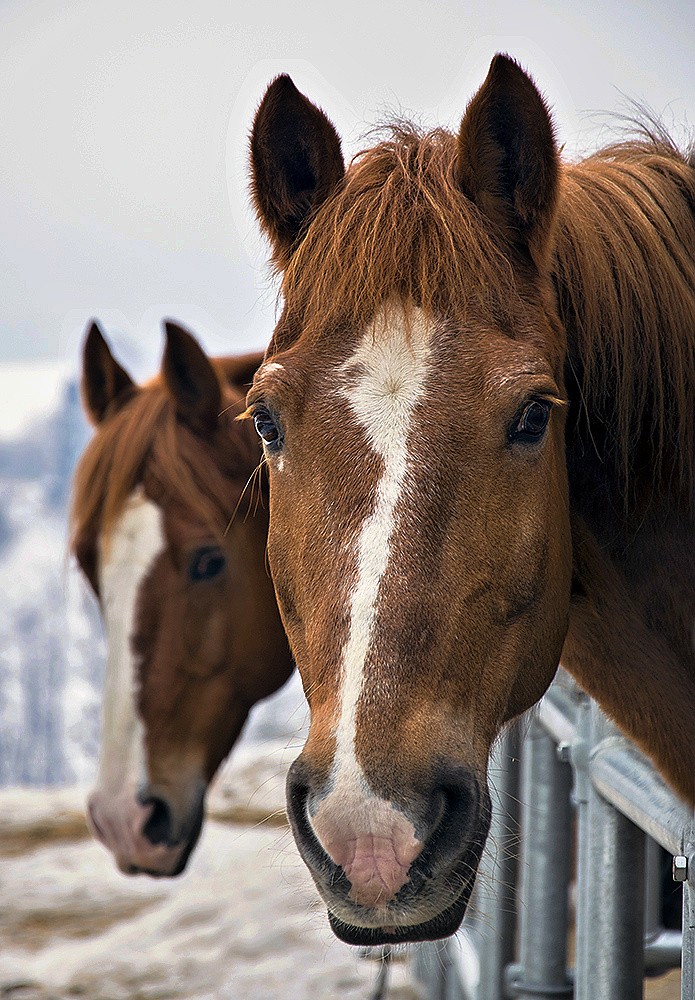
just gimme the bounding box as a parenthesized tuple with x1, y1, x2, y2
(559, 135, 695, 509)
(280, 126, 518, 342)
(271, 125, 695, 522)
(72, 322, 294, 873)
(72, 358, 257, 563)
(257, 114, 695, 802)
(248, 55, 695, 945)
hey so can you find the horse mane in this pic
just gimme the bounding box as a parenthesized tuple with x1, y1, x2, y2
(284, 120, 695, 513)
(555, 129, 695, 509)
(71, 366, 254, 554)
(282, 126, 518, 340)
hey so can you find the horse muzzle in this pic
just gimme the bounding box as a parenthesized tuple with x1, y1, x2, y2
(86, 780, 205, 877)
(286, 754, 491, 945)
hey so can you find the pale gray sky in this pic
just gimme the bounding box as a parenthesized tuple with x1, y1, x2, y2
(2, 0, 694, 377)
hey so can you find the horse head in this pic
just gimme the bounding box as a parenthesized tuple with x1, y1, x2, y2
(72, 320, 294, 876)
(249, 55, 572, 942)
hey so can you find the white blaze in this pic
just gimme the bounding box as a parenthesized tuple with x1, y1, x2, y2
(95, 488, 165, 796)
(332, 305, 433, 786)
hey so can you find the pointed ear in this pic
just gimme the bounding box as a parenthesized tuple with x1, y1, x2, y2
(81, 320, 136, 425)
(455, 54, 560, 265)
(250, 74, 345, 269)
(222, 351, 264, 391)
(163, 321, 222, 435)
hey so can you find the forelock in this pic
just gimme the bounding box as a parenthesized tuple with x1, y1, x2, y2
(281, 125, 518, 340)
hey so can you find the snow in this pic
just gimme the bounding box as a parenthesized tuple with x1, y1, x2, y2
(0, 747, 424, 1000)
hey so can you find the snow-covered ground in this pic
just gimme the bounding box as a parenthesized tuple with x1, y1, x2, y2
(0, 744, 424, 1000)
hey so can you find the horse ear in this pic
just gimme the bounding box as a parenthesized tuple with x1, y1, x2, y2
(163, 321, 222, 435)
(250, 74, 345, 269)
(81, 320, 136, 425)
(456, 54, 560, 265)
(222, 351, 264, 391)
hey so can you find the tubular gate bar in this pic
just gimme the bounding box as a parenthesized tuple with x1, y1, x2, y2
(412, 670, 695, 1000)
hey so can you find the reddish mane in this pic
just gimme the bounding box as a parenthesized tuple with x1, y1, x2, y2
(558, 134, 695, 510)
(279, 124, 695, 513)
(71, 360, 259, 553)
(281, 127, 517, 339)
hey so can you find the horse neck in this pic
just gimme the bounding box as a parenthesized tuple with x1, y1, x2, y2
(554, 147, 695, 805)
(554, 145, 695, 548)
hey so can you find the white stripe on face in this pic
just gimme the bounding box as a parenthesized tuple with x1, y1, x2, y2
(95, 488, 165, 797)
(332, 305, 433, 786)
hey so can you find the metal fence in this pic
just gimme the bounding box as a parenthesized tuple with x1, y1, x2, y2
(411, 669, 695, 1000)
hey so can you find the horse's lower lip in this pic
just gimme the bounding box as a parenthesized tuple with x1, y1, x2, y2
(117, 854, 188, 878)
(326, 883, 472, 946)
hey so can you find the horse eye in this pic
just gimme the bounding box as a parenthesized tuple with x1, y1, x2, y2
(510, 400, 551, 443)
(189, 546, 226, 582)
(252, 407, 283, 450)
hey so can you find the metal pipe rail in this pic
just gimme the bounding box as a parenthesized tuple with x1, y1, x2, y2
(589, 738, 693, 856)
(413, 671, 694, 1000)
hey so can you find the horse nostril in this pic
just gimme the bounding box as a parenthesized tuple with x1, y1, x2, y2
(285, 757, 338, 873)
(141, 795, 173, 846)
(433, 770, 481, 850)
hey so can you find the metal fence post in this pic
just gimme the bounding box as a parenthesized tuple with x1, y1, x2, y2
(681, 815, 695, 1000)
(507, 718, 573, 999)
(581, 703, 646, 999)
(469, 725, 522, 1000)
(572, 692, 592, 1000)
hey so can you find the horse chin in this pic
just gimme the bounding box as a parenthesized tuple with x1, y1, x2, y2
(326, 878, 476, 946)
(317, 835, 486, 947)
(116, 828, 200, 878)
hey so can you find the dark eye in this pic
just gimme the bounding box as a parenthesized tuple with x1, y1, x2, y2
(510, 400, 551, 443)
(189, 546, 226, 582)
(252, 407, 283, 450)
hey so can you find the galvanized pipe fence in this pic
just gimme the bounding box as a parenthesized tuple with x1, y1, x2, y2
(411, 669, 695, 1000)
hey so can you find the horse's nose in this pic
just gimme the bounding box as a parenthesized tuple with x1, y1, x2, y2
(136, 783, 205, 851)
(138, 793, 174, 846)
(415, 767, 482, 875)
(86, 783, 205, 876)
(286, 755, 481, 909)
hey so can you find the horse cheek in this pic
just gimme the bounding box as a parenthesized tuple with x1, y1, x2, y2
(503, 519, 572, 721)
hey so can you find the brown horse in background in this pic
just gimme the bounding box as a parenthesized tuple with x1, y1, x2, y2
(71, 320, 293, 876)
(247, 54, 695, 945)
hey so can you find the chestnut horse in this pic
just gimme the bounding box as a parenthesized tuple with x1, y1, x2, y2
(248, 55, 695, 945)
(71, 320, 293, 876)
